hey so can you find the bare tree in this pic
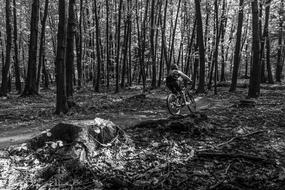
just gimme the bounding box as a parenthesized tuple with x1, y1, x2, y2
(194, 0, 206, 93)
(22, 0, 40, 96)
(248, 0, 261, 98)
(230, 0, 244, 92)
(36, 0, 49, 93)
(13, 0, 21, 93)
(55, 0, 69, 114)
(0, 0, 12, 97)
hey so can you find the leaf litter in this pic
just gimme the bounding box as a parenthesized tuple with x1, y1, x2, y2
(0, 86, 285, 189)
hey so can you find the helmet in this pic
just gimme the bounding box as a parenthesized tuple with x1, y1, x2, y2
(170, 64, 178, 70)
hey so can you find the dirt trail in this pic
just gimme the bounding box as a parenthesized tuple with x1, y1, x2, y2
(0, 96, 211, 148)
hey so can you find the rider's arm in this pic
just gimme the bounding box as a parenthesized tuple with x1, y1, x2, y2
(178, 71, 192, 82)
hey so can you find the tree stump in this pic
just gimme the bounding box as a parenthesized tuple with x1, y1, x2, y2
(14, 118, 120, 180)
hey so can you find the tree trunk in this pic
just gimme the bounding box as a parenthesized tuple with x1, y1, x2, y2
(76, 0, 83, 88)
(140, 0, 150, 92)
(13, 0, 21, 93)
(55, 0, 69, 114)
(22, 0, 40, 96)
(168, 0, 182, 69)
(94, 0, 101, 92)
(106, 0, 110, 88)
(259, 2, 266, 83)
(244, 39, 250, 78)
(185, 18, 197, 76)
(192, 44, 199, 90)
(121, 6, 130, 89)
(66, 0, 76, 99)
(0, 0, 12, 97)
(128, 0, 133, 87)
(195, 0, 206, 93)
(248, 0, 261, 98)
(158, 0, 168, 86)
(229, 0, 244, 92)
(150, 0, 156, 89)
(42, 58, 49, 88)
(115, 0, 123, 93)
(276, 0, 284, 82)
(264, 2, 273, 84)
(204, 0, 210, 50)
(220, 0, 227, 82)
(213, 0, 221, 95)
(36, 0, 49, 93)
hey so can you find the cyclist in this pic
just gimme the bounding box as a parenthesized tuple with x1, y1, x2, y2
(166, 64, 192, 105)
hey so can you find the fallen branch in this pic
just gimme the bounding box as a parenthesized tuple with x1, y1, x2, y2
(216, 130, 266, 148)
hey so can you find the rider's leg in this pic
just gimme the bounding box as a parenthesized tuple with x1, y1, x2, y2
(176, 82, 186, 105)
(181, 91, 187, 105)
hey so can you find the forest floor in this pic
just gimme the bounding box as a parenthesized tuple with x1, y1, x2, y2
(0, 81, 285, 189)
(0, 85, 210, 148)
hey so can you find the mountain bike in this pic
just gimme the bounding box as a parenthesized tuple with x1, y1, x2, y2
(166, 85, 196, 115)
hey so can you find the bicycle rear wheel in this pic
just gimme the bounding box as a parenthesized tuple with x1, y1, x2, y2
(185, 90, 196, 113)
(167, 93, 181, 115)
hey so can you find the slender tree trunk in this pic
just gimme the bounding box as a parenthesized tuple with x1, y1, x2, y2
(140, 0, 150, 92)
(115, 0, 123, 93)
(128, 0, 133, 87)
(266, 38, 273, 84)
(55, 0, 69, 114)
(158, 0, 168, 86)
(22, 0, 40, 96)
(106, 0, 110, 88)
(259, 2, 266, 83)
(248, 0, 261, 98)
(244, 39, 250, 78)
(169, 0, 181, 68)
(213, 0, 221, 95)
(36, 0, 49, 93)
(229, 0, 244, 92)
(48, 15, 57, 57)
(276, 0, 284, 82)
(204, 0, 209, 50)
(185, 18, 197, 76)
(195, 0, 206, 93)
(66, 0, 76, 99)
(264, 2, 273, 84)
(0, 0, 12, 97)
(192, 43, 199, 90)
(220, 0, 227, 81)
(1, 32, 5, 87)
(13, 0, 21, 93)
(8, 72, 11, 93)
(76, 0, 83, 88)
(94, 0, 101, 92)
(42, 58, 49, 88)
(121, 13, 129, 88)
(135, 0, 141, 84)
(150, 0, 156, 88)
(157, 1, 163, 87)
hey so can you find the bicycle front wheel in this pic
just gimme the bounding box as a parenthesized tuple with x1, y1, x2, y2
(185, 90, 196, 113)
(167, 93, 181, 115)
